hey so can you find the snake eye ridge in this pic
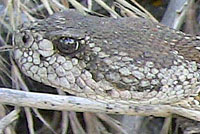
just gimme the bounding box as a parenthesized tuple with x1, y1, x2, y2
(53, 37, 86, 56)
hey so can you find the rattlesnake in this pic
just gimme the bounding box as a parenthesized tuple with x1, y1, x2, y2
(13, 10, 200, 120)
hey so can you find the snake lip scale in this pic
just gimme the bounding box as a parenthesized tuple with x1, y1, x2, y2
(13, 10, 200, 118)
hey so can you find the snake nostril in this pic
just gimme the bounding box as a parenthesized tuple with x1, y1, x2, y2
(22, 34, 29, 44)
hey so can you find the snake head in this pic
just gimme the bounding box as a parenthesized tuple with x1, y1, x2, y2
(13, 19, 101, 97)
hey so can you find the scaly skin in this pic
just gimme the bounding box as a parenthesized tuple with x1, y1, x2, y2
(13, 10, 200, 107)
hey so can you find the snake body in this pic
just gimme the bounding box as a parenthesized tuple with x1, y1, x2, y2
(14, 10, 200, 106)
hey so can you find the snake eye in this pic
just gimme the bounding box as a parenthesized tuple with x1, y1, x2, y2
(54, 37, 86, 56)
